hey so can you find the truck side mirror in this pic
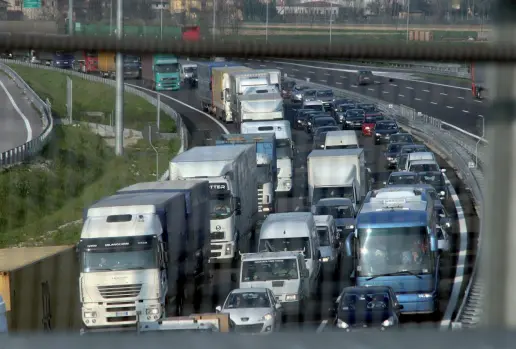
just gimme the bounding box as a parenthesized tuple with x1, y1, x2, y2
(235, 197, 242, 215)
(345, 232, 354, 257)
(215, 305, 222, 313)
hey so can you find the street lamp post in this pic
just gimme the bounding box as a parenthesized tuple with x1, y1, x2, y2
(406, 0, 410, 43)
(475, 115, 485, 168)
(266, 0, 269, 43)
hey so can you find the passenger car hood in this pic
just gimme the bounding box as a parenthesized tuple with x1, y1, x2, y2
(222, 308, 272, 324)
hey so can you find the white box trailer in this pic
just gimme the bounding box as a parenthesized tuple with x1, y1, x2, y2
(238, 90, 284, 123)
(169, 145, 258, 261)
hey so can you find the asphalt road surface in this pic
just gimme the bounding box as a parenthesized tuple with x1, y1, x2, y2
(0, 74, 43, 154)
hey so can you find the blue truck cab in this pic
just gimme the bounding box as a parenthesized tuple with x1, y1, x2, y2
(345, 191, 441, 315)
(53, 51, 75, 69)
(153, 54, 180, 91)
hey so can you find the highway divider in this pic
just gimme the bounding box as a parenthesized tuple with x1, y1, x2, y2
(0, 62, 54, 168)
(0, 59, 188, 158)
(291, 76, 485, 329)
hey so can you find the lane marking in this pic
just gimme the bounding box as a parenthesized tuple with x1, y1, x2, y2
(317, 320, 328, 333)
(415, 98, 422, 101)
(457, 96, 464, 99)
(390, 83, 398, 87)
(398, 94, 405, 97)
(446, 106, 454, 109)
(309, 71, 315, 74)
(474, 100, 483, 103)
(431, 102, 438, 105)
(478, 114, 483, 117)
(295, 206, 300, 211)
(406, 86, 414, 90)
(351, 85, 357, 88)
(374, 80, 381, 83)
(324, 72, 330, 76)
(440, 92, 448, 96)
(260, 64, 266, 67)
(382, 91, 389, 94)
(336, 82, 342, 85)
(0, 80, 33, 142)
(319, 80, 327, 83)
(462, 110, 469, 113)
(423, 89, 430, 92)
(292, 68, 299, 72)
(368, 88, 374, 91)
(340, 76, 347, 79)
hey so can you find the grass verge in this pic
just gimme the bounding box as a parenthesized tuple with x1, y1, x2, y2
(7, 63, 176, 133)
(0, 124, 180, 248)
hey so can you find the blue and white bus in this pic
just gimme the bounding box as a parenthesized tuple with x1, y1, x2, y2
(345, 192, 443, 315)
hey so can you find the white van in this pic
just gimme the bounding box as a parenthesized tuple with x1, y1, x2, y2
(324, 130, 359, 150)
(239, 251, 310, 311)
(258, 212, 321, 295)
(179, 62, 197, 82)
(313, 215, 340, 273)
(408, 159, 446, 173)
(400, 152, 435, 171)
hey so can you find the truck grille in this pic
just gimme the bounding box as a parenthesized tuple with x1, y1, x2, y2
(257, 186, 264, 212)
(97, 284, 142, 299)
(211, 231, 225, 240)
(162, 77, 177, 81)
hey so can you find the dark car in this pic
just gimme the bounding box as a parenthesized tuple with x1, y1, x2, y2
(310, 117, 337, 137)
(294, 109, 316, 129)
(357, 103, 378, 114)
(417, 171, 448, 201)
(357, 71, 374, 86)
(343, 109, 366, 129)
(384, 142, 411, 169)
(306, 113, 333, 134)
(335, 103, 356, 124)
(374, 120, 399, 145)
(329, 286, 402, 331)
(384, 171, 419, 187)
(389, 133, 415, 145)
(281, 80, 296, 99)
(291, 85, 311, 102)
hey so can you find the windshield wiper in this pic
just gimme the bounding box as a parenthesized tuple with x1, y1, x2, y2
(365, 270, 423, 281)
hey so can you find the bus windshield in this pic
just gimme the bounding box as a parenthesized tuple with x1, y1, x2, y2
(357, 226, 432, 277)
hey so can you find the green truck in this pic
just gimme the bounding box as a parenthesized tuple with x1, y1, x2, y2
(141, 54, 180, 91)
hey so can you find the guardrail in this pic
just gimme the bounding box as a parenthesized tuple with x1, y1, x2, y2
(293, 77, 485, 329)
(0, 62, 54, 168)
(0, 59, 188, 157)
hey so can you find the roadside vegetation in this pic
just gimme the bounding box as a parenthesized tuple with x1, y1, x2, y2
(0, 65, 181, 248)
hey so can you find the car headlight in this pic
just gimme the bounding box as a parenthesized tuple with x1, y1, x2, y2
(387, 157, 394, 161)
(418, 293, 432, 298)
(261, 313, 273, 321)
(146, 307, 160, 315)
(382, 317, 394, 327)
(83, 311, 97, 318)
(285, 294, 298, 301)
(297, 119, 301, 123)
(440, 191, 445, 196)
(320, 257, 330, 262)
(346, 225, 354, 229)
(308, 122, 312, 125)
(337, 319, 349, 329)
(376, 133, 381, 136)
(365, 126, 370, 130)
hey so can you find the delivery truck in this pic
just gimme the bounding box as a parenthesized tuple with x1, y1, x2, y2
(169, 145, 258, 263)
(196, 61, 241, 114)
(236, 86, 284, 123)
(211, 66, 252, 123)
(216, 133, 277, 218)
(141, 54, 180, 90)
(98, 52, 141, 79)
(78, 180, 210, 331)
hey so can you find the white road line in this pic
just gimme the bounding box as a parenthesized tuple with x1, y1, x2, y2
(368, 88, 374, 91)
(431, 102, 438, 105)
(446, 106, 454, 109)
(462, 110, 469, 113)
(309, 71, 315, 74)
(298, 196, 303, 200)
(340, 76, 347, 79)
(440, 173, 468, 330)
(406, 86, 414, 90)
(474, 100, 483, 103)
(320, 80, 327, 83)
(390, 83, 397, 86)
(264, 60, 270, 62)
(478, 114, 484, 117)
(324, 72, 330, 76)
(295, 206, 300, 211)
(276, 67, 282, 69)
(0, 80, 32, 142)
(398, 94, 405, 97)
(457, 96, 464, 99)
(336, 82, 342, 85)
(423, 89, 430, 92)
(316, 320, 328, 333)
(292, 68, 299, 72)
(351, 85, 357, 88)
(374, 80, 380, 83)
(259, 64, 266, 67)
(382, 91, 389, 94)
(414, 98, 422, 101)
(440, 92, 448, 96)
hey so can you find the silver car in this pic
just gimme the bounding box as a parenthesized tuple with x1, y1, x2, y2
(290, 85, 311, 102)
(216, 288, 282, 334)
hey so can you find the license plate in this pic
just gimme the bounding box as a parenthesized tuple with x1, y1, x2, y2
(64, 61, 68, 64)
(385, 135, 390, 139)
(116, 311, 128, 316)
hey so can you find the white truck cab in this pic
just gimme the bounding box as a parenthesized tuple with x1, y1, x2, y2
(324, 130, 359, 150)
(239, 251, 310, 312)
(257, 212, 321, 296)
(179, 62, 197, 82)
(313, 215, 340, 273)
(241, 120, 294, 196)
(257, 153, 275, 216)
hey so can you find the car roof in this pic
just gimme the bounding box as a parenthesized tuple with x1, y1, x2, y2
(231, 288, 268, 294)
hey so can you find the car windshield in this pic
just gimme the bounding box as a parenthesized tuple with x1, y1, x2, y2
(258, 238, 311, 258)
(284, 81, 296, 89)
(314, 118, 336, 127)
(304, 104, 324, 111)
(317, 90, 334, 98)
(184, 66, 196, 73)
(360, 105, 377, 112)
(388, 174, 418, 185)
(210, 194, 233, 219)
(347, 110, 365, 118)
(304, 90, 316, 97)
(418, 173, 444, 187)
(313, 187, 354, 205)
(410, 163, 439, 172)
(387, 143, 404, 154)
(340, 292, 391, 312)
(402, 146, 427, 154)
(242, 258, 300, 280)
(391, 134, 414, 143)
(364, 116, 376, 123)
(357, 227, 432, 277)
(155, 63, 179, 73)
(315, 126, 339, 136)
(317, 227, 331, 246)
(338, 104, 354, 112)
(315, 204, 354, 219)
(224, 292, 270, 309)
(256, 165, 270, 185)
(376, 123, 398, 130)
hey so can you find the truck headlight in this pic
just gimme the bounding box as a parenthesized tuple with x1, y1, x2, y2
(337, 319, 349, 329)
(365, 126, 370, 130)
(320, 257, 330, 262)
(146, 307, 160, 315)
(382, 317, 394, 327)
(418, 293, 432, 298)
(346, 225, 354, 229)
(83, 311, 97, 318)
(387, 157, 394, 161)
(440, 191, 445, 196)
(285, 294, 298, 301)
(308, 122, 312, 125)
(260, 313, 273, 321)
(284, 180, 291, 189)
(225, 245, 232, 255)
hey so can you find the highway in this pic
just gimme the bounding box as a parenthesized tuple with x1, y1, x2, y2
(128, 75, 479, 331)
(0, 74, 43, 154)
(242, 59, 486, 135)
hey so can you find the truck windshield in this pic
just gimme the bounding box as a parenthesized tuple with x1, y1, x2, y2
(317, 227, 331, 246)
(124, 55, 140, 63)
(210, 194, 233, 219)
(409, 163, 439, 172)
(155, 63, 179, 73)
(357, 227, 432, 277)
(313, 187, 354, 205)
(258, 238, 311, 258)
(79, 237, 158, 273)
(256, 165, 270, 185)
(184, 67, 196, 73)
(276, 139, 292, 159)
(242, 258, 299, 281)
